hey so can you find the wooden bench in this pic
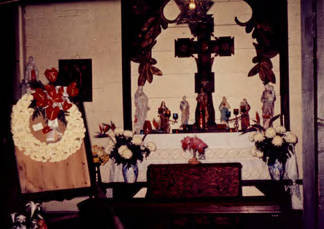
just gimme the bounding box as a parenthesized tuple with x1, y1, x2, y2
(146, 163, 242, 199)
(78, 163, 302, 228)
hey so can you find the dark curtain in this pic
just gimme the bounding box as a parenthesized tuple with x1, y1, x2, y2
(0, 4, 20, 228)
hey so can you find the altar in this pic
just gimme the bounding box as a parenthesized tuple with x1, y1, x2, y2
(100, 132, 271, 183)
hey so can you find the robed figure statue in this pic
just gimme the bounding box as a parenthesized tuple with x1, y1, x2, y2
(261, 84, 276, 128)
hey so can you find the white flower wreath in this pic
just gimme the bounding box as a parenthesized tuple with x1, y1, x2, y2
(11, 94, 86, 163)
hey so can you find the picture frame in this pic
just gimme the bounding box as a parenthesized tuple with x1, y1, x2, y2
(58, 59, 92, 102)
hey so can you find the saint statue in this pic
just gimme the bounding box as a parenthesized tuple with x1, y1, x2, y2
(240, 98, 250, 130)
(219, 96, 231, 126)
(24, 56, 39, 83)
(261, 84, 276, 128)
(158, 101, 171, 133)
(22, 56, 39, 94)
(179, 96, 190, 127)
(134, 86, 149, 134)
(196, 88, 209, 129)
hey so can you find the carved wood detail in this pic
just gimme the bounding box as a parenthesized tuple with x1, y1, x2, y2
(235, 0, 282, 85)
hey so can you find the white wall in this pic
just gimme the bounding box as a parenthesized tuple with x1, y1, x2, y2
(24, 1, 123, 148)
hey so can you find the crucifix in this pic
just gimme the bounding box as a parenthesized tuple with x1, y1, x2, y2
(175, 15, 234, 130)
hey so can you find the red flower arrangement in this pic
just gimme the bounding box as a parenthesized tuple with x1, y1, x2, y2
(29, 68, 79, 134)
(44, 68, 58, 83)
(181, 136, 208, 163)
(95, 121, 116, 138)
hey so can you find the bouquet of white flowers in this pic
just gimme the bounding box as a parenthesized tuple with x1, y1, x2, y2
(248, 126, 298, 165)
(98, 124, 156, 168)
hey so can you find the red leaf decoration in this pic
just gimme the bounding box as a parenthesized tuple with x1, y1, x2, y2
(150, 65, 162, 76)
(42, 126, 52, 134)
(46, 99, 53, 107)
(190, 137, 202, 152)
(33, 88, 47, 107)
(67, 82, 79, 97)
(46, 106, 60, 120)
(33, 88, 46, 101)
(181, 136, 191, 151)
(260, 59, 273, 70)
(103, 124, 110, 132)
(248, 64, 260, 77)
(52, 92, 63, 103)
(44, 68, 58, 83)
(267, 69, 276, 84)
(197, 140, 208, 153)
(36, 99, 47, 107)
(62, 101, 72, 111)
(44, 84, 56, 98)
(256, 112, 261, 125)
(181, 136, 208, 154)
(110, 122, 116, 131)
(58, 86, 64, 95)
(259, 68, 266, 82)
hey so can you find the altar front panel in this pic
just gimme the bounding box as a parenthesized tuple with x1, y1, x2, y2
(100, 133, 271, 183)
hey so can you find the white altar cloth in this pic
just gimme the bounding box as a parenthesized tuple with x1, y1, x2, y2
(100, 133, 271, 183)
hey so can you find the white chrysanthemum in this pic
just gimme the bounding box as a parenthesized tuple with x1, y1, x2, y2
(265, 127, 276, 138)
(118, 145, 128, 155)
(272, 136, 283, 146)
(132, 135, 143, 145)
(275, 126, 286, 134)
(121, 149, 133, 159)
(284, 132, 298, 144)
(114, 128, 124, 135)
(123, 130, 133, 138)
(146, 141, 157, 152)
(11, 94, 85, 163)
(256, 150, 264, 158)
(248, 132, 256, 142)
(254, 132, 265, 142)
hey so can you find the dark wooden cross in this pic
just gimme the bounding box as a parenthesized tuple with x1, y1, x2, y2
(175, 15, 234, 129)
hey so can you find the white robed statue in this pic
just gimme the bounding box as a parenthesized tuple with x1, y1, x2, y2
(261, 84, 276, 128)
(134, 86, 149, 134)
(21, 56, 39, 94)
(180, 96, 190, 127)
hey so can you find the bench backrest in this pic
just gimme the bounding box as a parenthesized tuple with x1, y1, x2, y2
(146, 163, 242, 199)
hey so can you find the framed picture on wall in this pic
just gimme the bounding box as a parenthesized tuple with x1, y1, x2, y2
(58, 59, 92, 102)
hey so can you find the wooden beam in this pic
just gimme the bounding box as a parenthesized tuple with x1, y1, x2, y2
(301, 0, 318, 228)
(316, 0, 324, 227)
(280, 0, 290, 130)
(121, 0, 132, 130)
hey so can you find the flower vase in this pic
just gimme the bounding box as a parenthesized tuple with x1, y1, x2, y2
(268, 159, 285, 180)
(188, 151, 200, 164)
(122, 163, 138, 183)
